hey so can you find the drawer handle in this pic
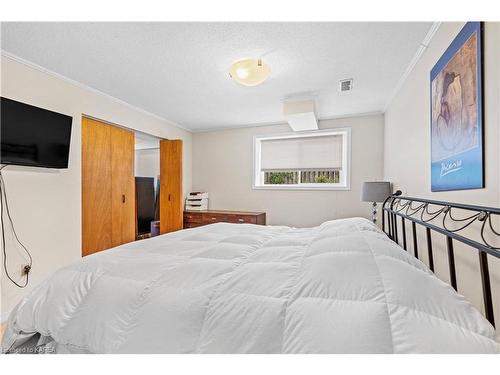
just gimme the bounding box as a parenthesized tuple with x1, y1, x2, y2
(211, 217, 217, 220)
(238, 218, 244, 222)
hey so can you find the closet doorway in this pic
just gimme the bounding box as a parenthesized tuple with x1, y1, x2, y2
(82, 117, 183, 256)
(135, 132, 160, 239)
(135, 133, 183, 237)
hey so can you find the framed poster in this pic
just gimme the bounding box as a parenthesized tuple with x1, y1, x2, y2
(430, 22, 484, 192)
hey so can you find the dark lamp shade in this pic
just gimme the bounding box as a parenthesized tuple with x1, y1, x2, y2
(361, 182, 391, 203)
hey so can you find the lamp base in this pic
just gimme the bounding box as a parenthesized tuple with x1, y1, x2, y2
(371, 202, 378, 224)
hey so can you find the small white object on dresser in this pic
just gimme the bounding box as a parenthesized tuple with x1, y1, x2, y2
(185, 192, 209, 211)
(187, 192, 209, 199)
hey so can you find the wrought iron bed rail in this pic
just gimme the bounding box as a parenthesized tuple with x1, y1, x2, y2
(382, 191, 500, 327)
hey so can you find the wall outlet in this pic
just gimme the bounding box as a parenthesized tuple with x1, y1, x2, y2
(21, 264, 31, 276)
(391, 182, 408, 196)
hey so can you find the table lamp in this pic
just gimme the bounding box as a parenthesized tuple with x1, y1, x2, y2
(361, 182, 392, 224)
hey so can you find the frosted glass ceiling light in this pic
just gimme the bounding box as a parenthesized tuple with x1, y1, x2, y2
(229, 58, 270, 86)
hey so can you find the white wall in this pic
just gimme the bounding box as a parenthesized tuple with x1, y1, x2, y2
(192, 114, 384, 227)
(0, 55, 192, 318)
(384, 22, 500, 329)
(135, 148, 160, 178)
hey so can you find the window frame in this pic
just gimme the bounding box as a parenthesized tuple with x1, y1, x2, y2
(252, 128, 351, 191)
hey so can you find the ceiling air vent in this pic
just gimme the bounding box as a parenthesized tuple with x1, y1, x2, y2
(339, 79, 353, 92)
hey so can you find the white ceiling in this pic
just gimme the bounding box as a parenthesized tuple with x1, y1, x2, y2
(1, 22, 433, 131)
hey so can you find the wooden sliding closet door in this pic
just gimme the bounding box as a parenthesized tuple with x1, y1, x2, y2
(82, 117, 112, 256)
(160, 139, 183, 234)
(111, 126, 135, 247)
(82, 117, 135, 256)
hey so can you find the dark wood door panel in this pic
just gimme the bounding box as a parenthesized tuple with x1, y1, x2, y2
(160, 139, 183, 234)
(82, 117, 136, 256)
(111, 125, 135, 247)
(82, 117, 112, 256)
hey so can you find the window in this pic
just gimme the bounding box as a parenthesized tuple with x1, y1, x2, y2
(253, 128, 351, 190)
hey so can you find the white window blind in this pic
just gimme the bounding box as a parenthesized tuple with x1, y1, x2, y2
(260, 135, 343, 171)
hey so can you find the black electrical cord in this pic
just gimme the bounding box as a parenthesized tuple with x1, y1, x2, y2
(0, 164, 32, 288)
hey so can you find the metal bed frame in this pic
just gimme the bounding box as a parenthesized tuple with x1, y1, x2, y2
(382, 191, 500, 327)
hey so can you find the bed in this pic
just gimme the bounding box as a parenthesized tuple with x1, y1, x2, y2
(2, 206, 499, 353)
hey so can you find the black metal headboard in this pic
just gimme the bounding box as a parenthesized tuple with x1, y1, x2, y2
(382, 191, 500, 327)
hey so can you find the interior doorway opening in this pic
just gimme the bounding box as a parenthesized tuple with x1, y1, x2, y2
(134, 131, 161, 239)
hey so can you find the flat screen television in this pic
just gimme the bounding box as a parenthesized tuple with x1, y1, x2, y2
(1, 97, 73, 168)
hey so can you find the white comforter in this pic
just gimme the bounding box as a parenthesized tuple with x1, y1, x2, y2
(2, 218, 499, 353)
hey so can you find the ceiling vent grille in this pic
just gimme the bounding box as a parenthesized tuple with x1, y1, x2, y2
(339, 79, 353, 92)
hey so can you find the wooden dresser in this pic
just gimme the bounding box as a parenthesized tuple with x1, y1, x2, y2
(183, 210, 266, 229)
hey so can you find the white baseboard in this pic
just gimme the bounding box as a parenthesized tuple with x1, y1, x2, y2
(0, 311, 10, 324)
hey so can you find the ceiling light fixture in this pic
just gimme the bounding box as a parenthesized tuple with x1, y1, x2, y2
(229, 58, 270, 86)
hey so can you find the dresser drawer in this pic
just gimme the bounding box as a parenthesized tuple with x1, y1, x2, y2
(184, 222, 204, 229)
(183, 210, 266, 229)
(227, 214, 257, 224)
(184, 212, 203, 223)
(202, 213, 229, 223)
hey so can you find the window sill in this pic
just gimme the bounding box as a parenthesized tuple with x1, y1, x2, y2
(252, 185, 351, 191)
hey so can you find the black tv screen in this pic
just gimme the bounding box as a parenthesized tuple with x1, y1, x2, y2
(1, 97, 73, 168)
